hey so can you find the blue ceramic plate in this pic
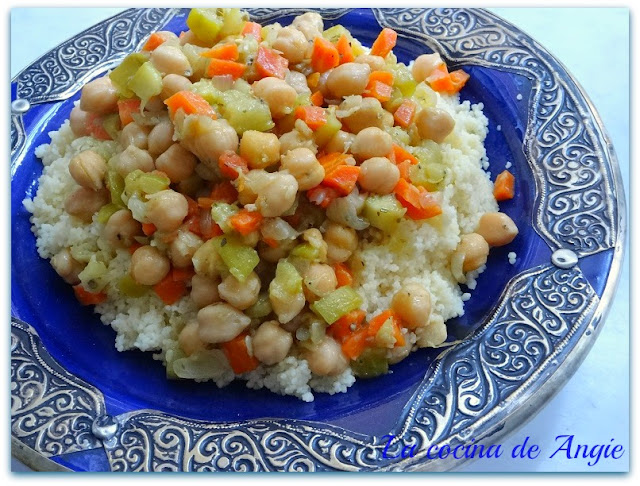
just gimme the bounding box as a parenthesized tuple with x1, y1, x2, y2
(11, 8, 625, 472)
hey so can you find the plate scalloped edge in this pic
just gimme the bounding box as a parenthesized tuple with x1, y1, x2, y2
(11, 7, 625, 472)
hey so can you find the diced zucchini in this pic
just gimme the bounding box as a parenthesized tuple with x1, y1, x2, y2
(96, 203, 121, 224)
(314, 109, 342, 147)
(220, 90, 274, 134)
(217, 235, 260, 282)
(245, 293, 273, 319)
(414, 82, 437, 109)
(78, 255, 109, 293)
(322, 25, 351, 43)
(109, 53, 148, 98)
(351, 348, 389, 378)
(273, 259, 303, 295)
(386, 126, 411, 146)
(187, 8, 224, 45)
(310, 286, 363, 324)
(189, 80, 225, 106)
(128, 61, 163, 109)
(210, 202, 239, 233)
(181, 43, 210, 81)
(124, 169, 170, 198)
(106, 170, 125, 207)
(382, 86, 405, 114)
(219, 8, 248, 37)
(375, 318, 397, 348)
(363, 195, 407, 233)
(118, 274, 148, 297)
(410, 141, 446, 190)
(290, 243, 321, 261)
(102, 114, 121, 141)
(389, 62, 416, 97)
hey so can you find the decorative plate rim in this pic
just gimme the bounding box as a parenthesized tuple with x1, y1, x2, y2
(11, 7, 626, 472)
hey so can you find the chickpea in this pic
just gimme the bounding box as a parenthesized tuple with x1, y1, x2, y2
(256, 172, 298, 217)
(151, 45, 192, 76)
(291, 12, 323, 40)
(80, 76, 118, 115)
(358, 157, 400, 194)
(476, 212, 519, 247)
(218, 272, 261, 310)
(50, 248, 84, 285)
(316, 70, 333, 97)
(416, 315, 447, 347)
(325, 130, 355, 154)
(148, 120, 175, 157)
(270, 288, 305, 324)
(303, 337, 349, 376)
(169, 231, 203, 268)
(339, 97, 393, 134)
(237, 169, 272, 205)
(145, 190, 189, 233)
(302, 228, 328, 262)
(197, 303, 251, 344)
(180, 116, 238, 169)
(69, 106, 91, 137)
(113, 145, 155, 177)
(278, 130, 318, 156)
(415, 108, 455, 144)
(64, 187, 110, 223)
(280, 148, 324, 190)
(252, 77, 298, 119)
(144, 96, 167, 114)
(130, 245, 170, 286)
(161, 74, 193, 100)
(102, 209, 141, 249)
(155, 143, 198, 183)
(350, 127, 393, 160)
(259, 238, 296, 263)
(190, 274, 220, 308)
(239, 131, 281, 169)
(457, 233, 490, 273)
(68, 150, 107, 190)
(412, 53, 444, 83)
(354, 54, 386, 71)
(303, 263, 337, 301)
(272, 27, 309, 64)
(192, 240, 224, 278)
(326, 63, 371, 98)
(252, 321, 293, 365)
(391, 283, 432, 330)
(178, 321, 205, 356)
(324, 222, 358, 263)
(285, 70, 311, 95)
(120, 122, 150, 150)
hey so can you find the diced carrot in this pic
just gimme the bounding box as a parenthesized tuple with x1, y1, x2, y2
(311, 37, 340, 73)
(318, 152, 350, 175)
(241, 21, 263, 41)
(164, 90, 217, 120)
(73, 285, 108, 306)
(394, 178, 442, 220)
(449, 69, 470, 93)
(172, 266, 195, 282)
(229, 209, 263, 236)
(141, 222, 157, 236)
(393, 99, 417, 128)
(397, 160, 413, 180)
(117, 98, 141, 127)
(143, 32, 167, 51)
(307, 185, 339, 209)
(153, 273, 187, 305)
(307, 72, 321, 91)
(255, 45, 288, 79)
(263, 237, 279, 248)
(333, 263, 353, 288)
(369, 70, 394, 86)
(335, 34, 355, 64)
(206, 58, 247, 79)
(294, 106, 327, 130)
(86, 113, 112, 140)
(370, 28, 397, 58)
(200, 43, 239, 61)
(367, 310, 396, 337)
(426, 63, 454, 94)
(221, 333, 259, 374)
(342, 328, 370, 360)
(328, 309, 366, 342)
(310, 91, 324, 107)
(364, 80, 393, 102)
(494, 170, 515, 201)
(391, 144, 419, 166)
(218, 150, 249, 180)
(323, 165, 360, 196)
(210, 180, 238, 203)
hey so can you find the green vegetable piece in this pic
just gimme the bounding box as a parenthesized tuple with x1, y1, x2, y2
(102, 114, 121, 141)
(124, 169, 170, 197)
(383, 86, 405, 114)
(245, 293, 273, 319)
(187, 8, 224, 45)
(410, 141, 445, 189)
(220, 90, 274, 134)
(295, 92, 311, 108)
(219, 8, 248, 37)
(375, 318, 397, 348)
(414, 82, 437, 109)
(96, 203, 121, 224)
(290, 243, 320, 261)
(217, 235, 259, 282)
(314, 109, 342, 147)
(351, 348, 389, 378)
(389, 62, 417, 97)
(273, 259, 303, 295)
(211, 202, 239, 233)
(182, 43, 211, 80)
(106, 170, 125, 207)
(128, 61, 163, 109)
(118, 274, 148, 297)
(363, 195, 407, 233)
(189, 80, 225, 106)
(78, 255, 109, 293)
(322, 24, 351, 43)
(310, 286, 363, 324)
(165, 348, 186, 380)
(109, 53, 148, 98)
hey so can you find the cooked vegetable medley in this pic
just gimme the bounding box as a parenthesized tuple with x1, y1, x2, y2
(31, 8, 518, 398)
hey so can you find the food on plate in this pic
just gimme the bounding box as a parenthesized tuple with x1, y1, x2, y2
(24, 8, 518, 401)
